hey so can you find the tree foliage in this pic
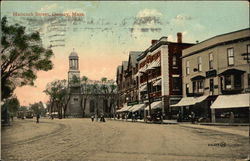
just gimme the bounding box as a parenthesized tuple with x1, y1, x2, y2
(1, 16, 54, 99)
(44, 79, 70, 118)
(30, 102, 47, 116)
(1, 96, 20, 119)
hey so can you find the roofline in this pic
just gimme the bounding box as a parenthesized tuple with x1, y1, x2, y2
(182, 28, 250, 58)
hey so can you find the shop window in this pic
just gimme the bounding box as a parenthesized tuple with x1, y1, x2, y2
(192, 80, 204, 94)
(227, 48, 234, 66)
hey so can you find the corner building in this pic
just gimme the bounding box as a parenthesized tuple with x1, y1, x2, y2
(172, 28, 250, 123)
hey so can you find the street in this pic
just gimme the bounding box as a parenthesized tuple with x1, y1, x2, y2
(1, 118, 249, 161)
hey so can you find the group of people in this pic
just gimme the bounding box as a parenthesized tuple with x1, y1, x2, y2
(91, 114, 106, 122)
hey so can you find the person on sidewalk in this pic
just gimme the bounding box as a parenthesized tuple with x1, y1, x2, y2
(36, 114, 40, 123)
(191, 111, 195, 124)
(91, 115, 94, 122)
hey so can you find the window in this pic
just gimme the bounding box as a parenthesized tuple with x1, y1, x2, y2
(172, 77, 181, 91)
(234, 74, 242, 89)
(209, 53, 213, 69)
(227, 48, 234, 66)
(197, 80, 204, 93)
(173, 56, 177, 66)
(209, 79, 214, 94)
(192, 80, 204, 94)
(198, 57, 202, 72)
(186, 61, 190, 75)
(224, 75, 232, 89)
(186, 84, 190, 95)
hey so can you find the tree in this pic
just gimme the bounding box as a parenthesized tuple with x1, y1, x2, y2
(99, 78, 117, 117)
(1, 16, 54, 99)
(44, 79, 70, 119)
(79, 76, 92, 118)
(30, 102, 47, 116)
(2, 96, 20, 116)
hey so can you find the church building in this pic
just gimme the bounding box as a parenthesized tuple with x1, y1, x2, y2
(66, 50, 117, 118)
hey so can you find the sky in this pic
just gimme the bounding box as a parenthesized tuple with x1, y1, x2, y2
(1, 1, 249, 106)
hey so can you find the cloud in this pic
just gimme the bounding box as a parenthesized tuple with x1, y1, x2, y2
(134, 8, 163, 26)
(175, 14, 193, 21)
(40, 4, 59, 12)
(137, 8, 162, 18)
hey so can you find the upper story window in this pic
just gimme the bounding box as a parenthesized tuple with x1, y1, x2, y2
(172, 77, 181, 91)
(198, 56, 202, 72)
(227, 48, 234, 66)
(173, 56, 177, 66)
(247, 45, 250, 63)
(209, 53, 213, 70)
(186, 60, 190, 75)
(192, 80, 204, 94)
(186, 83, 190, 95)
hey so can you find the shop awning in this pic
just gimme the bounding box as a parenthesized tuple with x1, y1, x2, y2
(153, 79, 161, 86)
(117, 104, 133, 112)
(140, 84, 147, 92)
(211, 93, 250, 109)
(145, 101, 162, 110)
(171, 95, 208, 107)
(130, 104, 146, 112)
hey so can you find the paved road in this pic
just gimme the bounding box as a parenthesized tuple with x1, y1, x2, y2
(1, 118, 249, 161)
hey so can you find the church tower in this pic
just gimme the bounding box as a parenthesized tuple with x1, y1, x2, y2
(68, 49, 80, 88)
(67, 49, 81, 117)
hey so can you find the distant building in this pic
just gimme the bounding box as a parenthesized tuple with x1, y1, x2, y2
(67, 50, 116, 118)
(172, 28, 250, 123)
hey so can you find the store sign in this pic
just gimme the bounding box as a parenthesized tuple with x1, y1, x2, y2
(206, 70, 217, 78)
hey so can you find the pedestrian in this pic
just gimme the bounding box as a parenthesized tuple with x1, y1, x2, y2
(36, 113, 40, 123)
(230, 112, 234, 123)
(132, 113, 135, 122)
(191, 111, 195, 124)
(91, 115, 94, 122)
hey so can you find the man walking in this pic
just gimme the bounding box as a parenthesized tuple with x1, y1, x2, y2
(36, 113, 40, 123)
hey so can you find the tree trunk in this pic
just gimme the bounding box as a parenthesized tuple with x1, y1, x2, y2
(82, 98, 87, 118)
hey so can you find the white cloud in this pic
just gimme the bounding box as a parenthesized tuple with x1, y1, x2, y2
(137, 8, 162, 18)
(40, 4, 58, 12)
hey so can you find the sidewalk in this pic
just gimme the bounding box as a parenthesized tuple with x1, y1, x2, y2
(109, 118, 249, 137)
(179, 123, 249, 137)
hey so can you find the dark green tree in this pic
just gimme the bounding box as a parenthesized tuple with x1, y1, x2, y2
(1, 16, 54, 99)
(44, 79, 70, 119)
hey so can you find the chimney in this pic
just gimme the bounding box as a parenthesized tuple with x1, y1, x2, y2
(151, 39, 158, 45)
(177, 32, 182, 43)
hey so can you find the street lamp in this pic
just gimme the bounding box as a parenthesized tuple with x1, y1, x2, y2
(140, 71, 152, 121)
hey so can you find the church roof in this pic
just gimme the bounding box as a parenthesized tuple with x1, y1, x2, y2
(69, 51, 78, 58)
